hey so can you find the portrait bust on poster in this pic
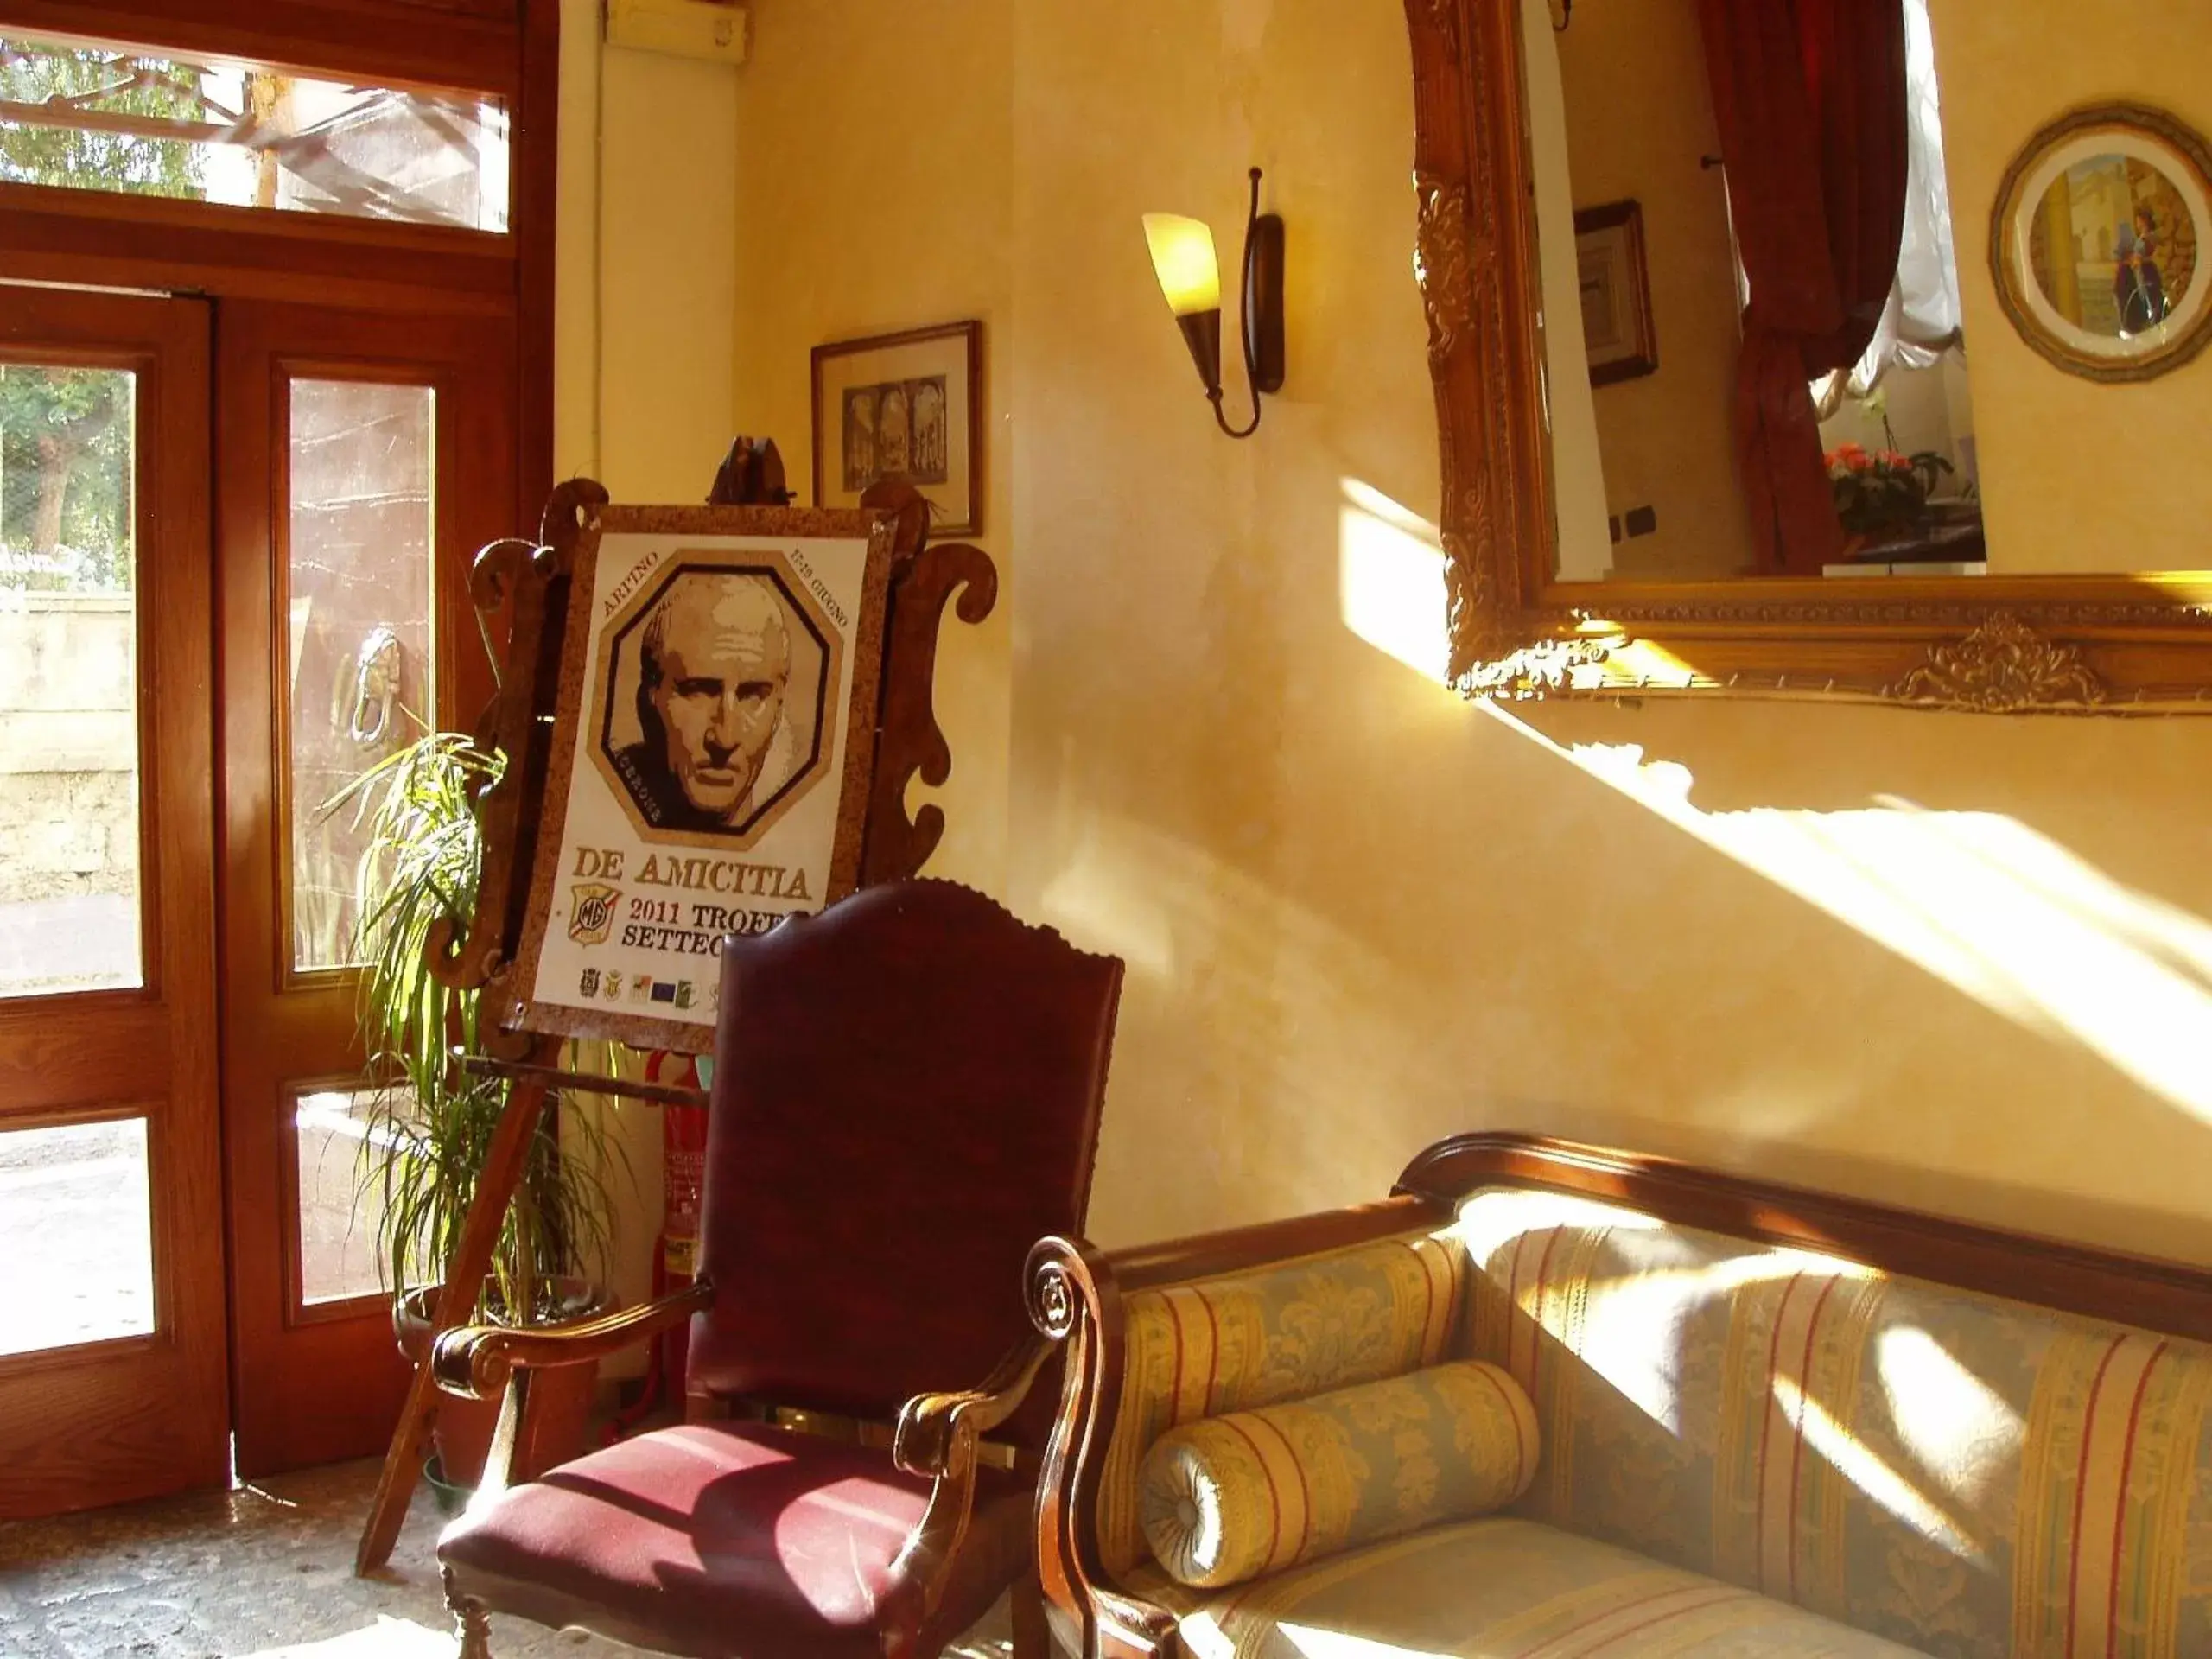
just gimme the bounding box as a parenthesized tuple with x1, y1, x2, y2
(505, 503, 894, 1052)
(597, 563, 835, 842)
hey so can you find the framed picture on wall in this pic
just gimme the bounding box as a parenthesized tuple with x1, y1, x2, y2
(1573, 200, 1658, 386)
(811, 321, 983, 536)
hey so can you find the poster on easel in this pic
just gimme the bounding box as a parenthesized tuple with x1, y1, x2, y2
(502, 504, 895, 1052)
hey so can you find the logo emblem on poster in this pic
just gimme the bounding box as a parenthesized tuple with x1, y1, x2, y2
(569, 882, 620, 944)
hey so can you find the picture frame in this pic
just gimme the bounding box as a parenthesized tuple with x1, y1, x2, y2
(811, 321, 983, 536)
(1992, 102, 2212, 385)
(1573, 200, 1657, 386)
(501, 502, 895, 1052)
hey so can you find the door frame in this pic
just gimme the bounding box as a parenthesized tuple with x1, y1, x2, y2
(217, 299, 518, 1476)
(0, 0, 556, 1504)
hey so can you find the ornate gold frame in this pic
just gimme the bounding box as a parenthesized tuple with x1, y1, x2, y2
(1991, 103, 2212, 386)
(1406, 0, 2212, 714)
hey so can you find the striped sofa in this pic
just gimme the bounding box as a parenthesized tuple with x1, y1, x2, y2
(1027, 1135, 2212, 1659)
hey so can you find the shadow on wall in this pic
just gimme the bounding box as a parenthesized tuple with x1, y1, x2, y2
(1033, 456, 2212, 1264)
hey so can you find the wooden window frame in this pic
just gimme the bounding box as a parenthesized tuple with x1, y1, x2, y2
(0, 0, 558, 531)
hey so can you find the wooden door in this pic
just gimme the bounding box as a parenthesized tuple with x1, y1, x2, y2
(219, 298, 516, 1478)
(0, 287, 229, 1519)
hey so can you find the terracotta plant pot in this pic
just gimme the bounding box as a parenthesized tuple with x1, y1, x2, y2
(394, 1278, 607, 1489)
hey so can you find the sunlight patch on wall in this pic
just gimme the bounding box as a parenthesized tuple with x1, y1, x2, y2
(1037, 817, 1179, 982)
(1338, 478, 1453, 682)
(1480, 705, 2212, 1121)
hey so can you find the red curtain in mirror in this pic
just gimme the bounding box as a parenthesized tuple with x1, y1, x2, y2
(1698, 0, 1908, 574)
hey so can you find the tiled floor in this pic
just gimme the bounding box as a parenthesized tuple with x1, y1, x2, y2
(0, 1456, 1012, 1658)
(0, 1458, 633, 1657)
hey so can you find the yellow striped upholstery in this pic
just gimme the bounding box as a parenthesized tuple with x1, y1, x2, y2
(1125, 1516, 1926, 1658)
(1454, 1187, 2212, 1658)
(1096, 1228, 1465, 1578)
(1136, 1361, 1538, 1586)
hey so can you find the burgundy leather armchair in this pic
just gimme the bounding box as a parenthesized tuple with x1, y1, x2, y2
(430, 880, 1123, 1659)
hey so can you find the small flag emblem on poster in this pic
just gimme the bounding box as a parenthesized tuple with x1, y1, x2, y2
(674, 981, 695, 1009)
(568, 883, 620, 945)
(650, 980, 677, 1004)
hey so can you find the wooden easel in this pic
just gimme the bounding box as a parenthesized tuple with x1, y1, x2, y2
(353, 455, 995, 1573)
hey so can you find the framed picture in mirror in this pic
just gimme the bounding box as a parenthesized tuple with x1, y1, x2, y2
(1992, 104, 2212, 384)
(1573, 200, 1657, 386)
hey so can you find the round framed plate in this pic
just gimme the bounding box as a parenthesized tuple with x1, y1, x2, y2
(1992, 102, 2212, 383)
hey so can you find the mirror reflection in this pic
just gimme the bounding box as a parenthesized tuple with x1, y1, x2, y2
(1527, 0, 1985, 581)
(2033, 154, 2195, 340)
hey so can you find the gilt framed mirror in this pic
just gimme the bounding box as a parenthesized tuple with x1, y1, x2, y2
(1407, 0, 2212, 712)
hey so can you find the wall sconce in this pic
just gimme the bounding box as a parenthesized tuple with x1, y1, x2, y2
(1141, 167, 1283, 439)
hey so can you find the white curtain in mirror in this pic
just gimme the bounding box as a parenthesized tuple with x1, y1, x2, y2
(1817, 0, 1961, 413)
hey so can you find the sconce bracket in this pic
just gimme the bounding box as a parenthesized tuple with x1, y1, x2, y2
(1246, 213, 1285, 395)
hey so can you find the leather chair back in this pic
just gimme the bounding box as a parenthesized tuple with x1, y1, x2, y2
(689, 879, 1122, 1446)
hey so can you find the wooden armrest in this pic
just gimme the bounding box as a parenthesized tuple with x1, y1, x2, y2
(892, 1333, 1052, 1479)
(431, 1278, 715, 1400)
(883, 1333, 1054, 1632)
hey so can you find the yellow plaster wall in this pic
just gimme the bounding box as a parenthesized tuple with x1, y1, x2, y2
(726, 0, 1015, 893)
(556, 0, 740, 498)
(662, 2, 2212, 1268)
(1928, 0, 2212, 575)
(1004, 0, 2212, 1264)
(553, 0, 747, 1334)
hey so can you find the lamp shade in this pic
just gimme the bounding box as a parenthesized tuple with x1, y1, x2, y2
(1141, 213, 1222, 316)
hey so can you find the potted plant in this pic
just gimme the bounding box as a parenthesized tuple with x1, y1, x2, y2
(1826, 441, 1956, 543)
(331, 731, 625, 1497)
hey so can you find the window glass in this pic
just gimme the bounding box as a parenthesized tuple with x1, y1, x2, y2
(0, 1118, 155, 1354)
(287, 378, 435, 972)
(294, 1087, 401, 1306)
(0, 36, 509, 232)
(0, 362, 141, 998)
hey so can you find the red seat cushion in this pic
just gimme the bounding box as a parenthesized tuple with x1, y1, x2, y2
(438, 1421, 1028, 1659)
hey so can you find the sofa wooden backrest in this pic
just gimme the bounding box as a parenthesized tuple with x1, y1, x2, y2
(1022, 1131, 2212, 1659)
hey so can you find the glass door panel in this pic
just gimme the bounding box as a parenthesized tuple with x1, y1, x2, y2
(0, 361, 142, 997)
(285, 378, 436, 973)
(0, 1116, 153, 1356)
(0, 286, 226, 1522)
(291, 1084, 403, 1310)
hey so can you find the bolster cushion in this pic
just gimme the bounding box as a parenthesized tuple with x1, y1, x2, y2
(1137, 1361, 1540, 1588)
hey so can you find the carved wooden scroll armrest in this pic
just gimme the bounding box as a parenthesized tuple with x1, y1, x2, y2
(887, 1334, 1055, 1629)
(431, 1279, 715, 1401)
(1021, 1236, 1183, 1659)
(893, 1333, 1052, 1478)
